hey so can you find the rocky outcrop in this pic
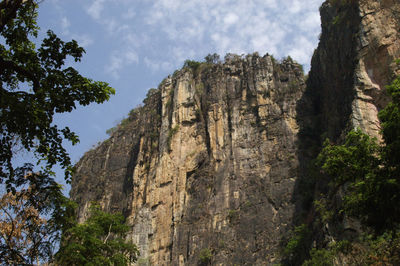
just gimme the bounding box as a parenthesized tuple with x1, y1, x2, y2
(306, 0, 400, 142)
(71, 0, 400, 265)
(71, 55, 306, 265)
(296, 0, 400, 259)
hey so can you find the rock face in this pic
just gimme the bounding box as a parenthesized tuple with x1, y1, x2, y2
(307, 0, 400, 142)
(70, 0, 400, 265)
(71, 55, 305, 265)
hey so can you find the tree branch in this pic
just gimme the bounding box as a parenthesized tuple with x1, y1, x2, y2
(0, 0, 25, 32)
(0, 57, 40, 91)
(103, 223, 112, 244)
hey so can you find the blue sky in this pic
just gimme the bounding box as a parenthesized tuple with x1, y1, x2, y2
(36, 0, 324, 190)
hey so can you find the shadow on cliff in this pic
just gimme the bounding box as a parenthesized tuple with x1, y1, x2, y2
(281, 1, 362, 263)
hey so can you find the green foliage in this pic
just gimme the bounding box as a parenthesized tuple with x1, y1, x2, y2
(0, 1, 115, 189)
(288, 80, 299, 90)
(314, 198, 335, 223)
(317, 129, 380, 187)
(302, 248, 333, 266)
(56, 203, 139, 265)
(313, 75, 400, 263)
(360, 231, 400, 264)
(167, 125, 179, 150)
(332, 15, 340, 25)
(303, 234, 400, 266)
(379, 75, 400, 176)
(166, 88, 174, 109)
(0, 2, 118, 264)
(283, 224, 312, 264)
(183, 59, 202, 73)
(199, 248, 212, 264)
(204, 53, 220, 64)
(0, 164, 75, 264)
(143, 88, 159, 105)
(270, 55, 276, 65)
(317, 128, 400, 231)
(106, 126, 117, 136)
(227, 209, 238, 223)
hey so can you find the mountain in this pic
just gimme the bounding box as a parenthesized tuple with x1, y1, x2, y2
(70, 0, 400, 265)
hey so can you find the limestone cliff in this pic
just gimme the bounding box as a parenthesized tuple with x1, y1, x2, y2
(71, 54, 305, 265)
(306, 0, 400, 142)
(296, 0, 400, 262)
(70, 0, 400, 265)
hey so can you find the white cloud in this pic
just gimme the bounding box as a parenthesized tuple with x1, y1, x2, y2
(287, 0, 302, 14)
(223, 13, 239, 27)
(58, 16, 93, 48)
(105, 49, 139, 79)
(287, 36, 315, 64)
(71, 34, 94, 48)
(126, 51, 139, 64)
(122, 8, 136, 20)
(78, 0, 324, 73)
(106, 54, 123, 79)
(87, 0, 106, 20)
(61, 17, 70, 33)
(144, 57, 173, 72)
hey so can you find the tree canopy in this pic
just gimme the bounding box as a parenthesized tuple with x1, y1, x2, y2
(316, 75, 400, 231)
(55, 203, 139, 265)
(0, 164, 75, 264)
(0, 0, 115, 191)
(296, 74, 400, 265)
(0, 1, 122, 264)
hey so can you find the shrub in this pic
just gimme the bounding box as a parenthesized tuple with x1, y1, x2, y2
(167, 125, 179, 150)
(302, 248, 333, 266)
(204, 53, 220, 64)
(199, 248, 212, 264)
(283, 224, 312, 264)
(183, 60, 202, 72)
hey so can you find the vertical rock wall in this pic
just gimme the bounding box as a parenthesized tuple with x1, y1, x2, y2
(307, 0, 400, 142)
(71, 54, 306, 265)
(70, 0, 400, 265)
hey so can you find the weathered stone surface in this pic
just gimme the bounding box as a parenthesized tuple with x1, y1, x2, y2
(71, 54, 306, 265)
(306, 0, 400, 142)
(296, 0, 400, 261)
(70, 0, 400, 265)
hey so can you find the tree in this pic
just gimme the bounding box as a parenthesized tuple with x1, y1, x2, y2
(0, 0, 115, 191)
(0, 1, 115, 263)
(204, 53, 220, 64)
(55, 203, 139, 265)
(0, 163, 76, 264)
(316, 75, 400, 232)
(379, 75, 400, 176)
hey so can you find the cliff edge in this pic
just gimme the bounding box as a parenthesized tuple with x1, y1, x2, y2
(70, 0, 400, 265)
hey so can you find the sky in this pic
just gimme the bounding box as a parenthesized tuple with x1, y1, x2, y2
(36, 0, 325, 191)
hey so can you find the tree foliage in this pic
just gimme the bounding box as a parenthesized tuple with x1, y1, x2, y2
(283, 75, 400, 265)
(204, 53, 220, 64)
(55, 203, 139, 265)
(283, 224, 312, 265)
(0, 0, 115, 191)
(0, 163, 75, 264)
(316, 75, 400, 232)
(379, 75, 400, 177)
(0, 1, 116, 264)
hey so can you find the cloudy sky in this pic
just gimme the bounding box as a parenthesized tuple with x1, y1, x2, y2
(37, 0, 324, 188)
